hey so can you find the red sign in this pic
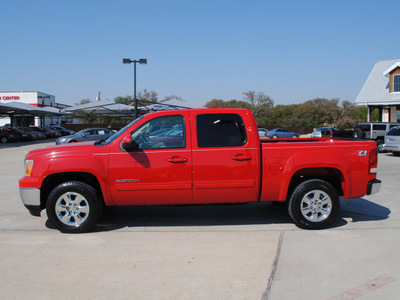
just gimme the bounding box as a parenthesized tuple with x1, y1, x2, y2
(2, 96, 20, 100)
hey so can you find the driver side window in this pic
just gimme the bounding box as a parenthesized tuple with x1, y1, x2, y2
(131, 115, 185, 150)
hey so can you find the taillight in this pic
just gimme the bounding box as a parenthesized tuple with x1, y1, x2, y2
(369, 148, 378, 174)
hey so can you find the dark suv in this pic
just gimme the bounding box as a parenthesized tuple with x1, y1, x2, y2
(354, 122, 400, 152)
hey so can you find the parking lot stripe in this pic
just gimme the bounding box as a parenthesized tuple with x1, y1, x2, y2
(327, 276, 396, 300)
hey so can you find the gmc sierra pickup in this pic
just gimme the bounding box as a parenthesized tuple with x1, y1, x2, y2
(19, 108, 381, 233)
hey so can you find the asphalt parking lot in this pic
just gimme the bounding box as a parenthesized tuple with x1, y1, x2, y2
(0, 140, 399, 300)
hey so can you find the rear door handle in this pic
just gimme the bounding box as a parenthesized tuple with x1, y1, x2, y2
(232, 154, 252, 161)
(168, 156, 188, 163)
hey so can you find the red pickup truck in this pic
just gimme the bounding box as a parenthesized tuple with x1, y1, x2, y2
(19, 108, 381, 233)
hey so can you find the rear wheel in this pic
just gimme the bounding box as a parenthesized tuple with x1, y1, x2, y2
(1, 136, 8, 143)
(288, 179, 339, 229)
(46, 181, 103, 233)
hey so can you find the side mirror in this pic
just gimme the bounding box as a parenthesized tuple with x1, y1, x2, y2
(122, 135, 138, 151)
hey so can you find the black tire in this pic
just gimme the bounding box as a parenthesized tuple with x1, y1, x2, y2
(288, 179, 340, 229)
(1, 136, 8, 143)
(46, 181, 103, 233)
(68, 140, 77, 143)
(272, 135, 278, 139)
(354, 128, 363, 140)
(376, 140, 385, 153)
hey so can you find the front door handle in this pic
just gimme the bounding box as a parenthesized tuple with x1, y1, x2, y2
(232, 154, 252, 161)
(168, 156, 188, 163)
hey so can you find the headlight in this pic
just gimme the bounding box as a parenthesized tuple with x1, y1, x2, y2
(25, 159, 34, 177)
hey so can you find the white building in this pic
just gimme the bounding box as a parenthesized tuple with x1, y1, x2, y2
(356, 59, 400, 122)
(0, 91, 70, 127)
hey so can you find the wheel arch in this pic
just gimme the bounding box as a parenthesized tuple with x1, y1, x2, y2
(285, 167, 345, 201)
(40, 172, 104, 209)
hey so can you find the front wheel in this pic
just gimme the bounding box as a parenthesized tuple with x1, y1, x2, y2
(1, 136, 8, 143)
(288, 179, 339, 229)
(46, 181, 103, 233)
(354, 128, 363, 140)
(376, 140, 385, 153)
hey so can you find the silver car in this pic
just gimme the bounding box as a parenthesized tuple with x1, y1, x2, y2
(56, 128, 115, 145)
(258, 128, 268, 137)
(384, 126, 400, 156)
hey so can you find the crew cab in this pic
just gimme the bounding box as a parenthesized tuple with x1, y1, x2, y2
(19, 108, 381, 233)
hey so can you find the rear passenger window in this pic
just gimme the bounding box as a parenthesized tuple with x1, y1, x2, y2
(196, 113, 247, 148)
(372, 124, 386, 130)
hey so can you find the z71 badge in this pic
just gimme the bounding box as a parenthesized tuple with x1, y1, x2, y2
(351, 150, 367, 157)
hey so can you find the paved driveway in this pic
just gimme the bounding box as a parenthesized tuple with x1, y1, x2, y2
(0, 141, 399, 299)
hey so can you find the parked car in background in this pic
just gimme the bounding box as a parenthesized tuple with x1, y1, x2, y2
(108, 127, 121, 134)
(354, 122, 400, 152)
(22, 127, 46, 139)
(49, 125, 75, 136)
(267, 128, 299, 138)
(258, 128, 268, 137)
(44, 127, 62, 137)
(56, 128, 115, 145)
(1, 127, 34, 141)
(311, 127, 354, 138)
(29, 126, 54, 139)
(37, 127, 57, 138)
(0, 128, 19, 143)
(384, 126, 400, 156)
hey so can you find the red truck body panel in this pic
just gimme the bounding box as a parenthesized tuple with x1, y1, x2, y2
(259, 139, 377, 202)
(19, 108, 379, 211)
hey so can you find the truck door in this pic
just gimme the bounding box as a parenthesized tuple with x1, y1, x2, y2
(191, 111, 259, 204)
(108, 112, 192, 205)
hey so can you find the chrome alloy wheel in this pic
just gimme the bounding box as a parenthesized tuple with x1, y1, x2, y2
(300, 190, 332, 222)
(55, 192, 90, 227)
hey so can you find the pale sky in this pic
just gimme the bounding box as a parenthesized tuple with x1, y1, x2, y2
(1, 0, 399, 107)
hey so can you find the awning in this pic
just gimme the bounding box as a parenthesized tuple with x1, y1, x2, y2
(61, 100, 141, 118)
(0, 101, 62, 117)
(61, 99, 204, 119)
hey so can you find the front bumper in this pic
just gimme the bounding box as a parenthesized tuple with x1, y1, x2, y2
(19, 187, 41, 216)
(366, 179, 381, 195)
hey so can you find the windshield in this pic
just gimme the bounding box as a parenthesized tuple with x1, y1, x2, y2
(100, 117, 143, 146)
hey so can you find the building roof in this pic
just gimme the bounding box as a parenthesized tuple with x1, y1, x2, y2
(356, 59, 400, 106)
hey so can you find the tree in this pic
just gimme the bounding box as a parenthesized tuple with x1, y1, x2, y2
(243, 90, 274, 117)
(114, 90, 183, 106)
(114, 95, 134, 104)
(75, 98, 92, 106)
(137, 89, 158, 103)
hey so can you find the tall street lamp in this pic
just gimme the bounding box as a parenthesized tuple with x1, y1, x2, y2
(123, 58, 147, 119)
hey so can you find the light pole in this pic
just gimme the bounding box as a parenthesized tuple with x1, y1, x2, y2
(123, 58, 147, 119)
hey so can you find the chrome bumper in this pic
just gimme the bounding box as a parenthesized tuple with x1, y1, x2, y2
(367, 179, 381, 195)
(19, 187, 41, 216)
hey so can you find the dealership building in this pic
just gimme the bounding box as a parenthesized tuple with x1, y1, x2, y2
(0, 91, 71, 127)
